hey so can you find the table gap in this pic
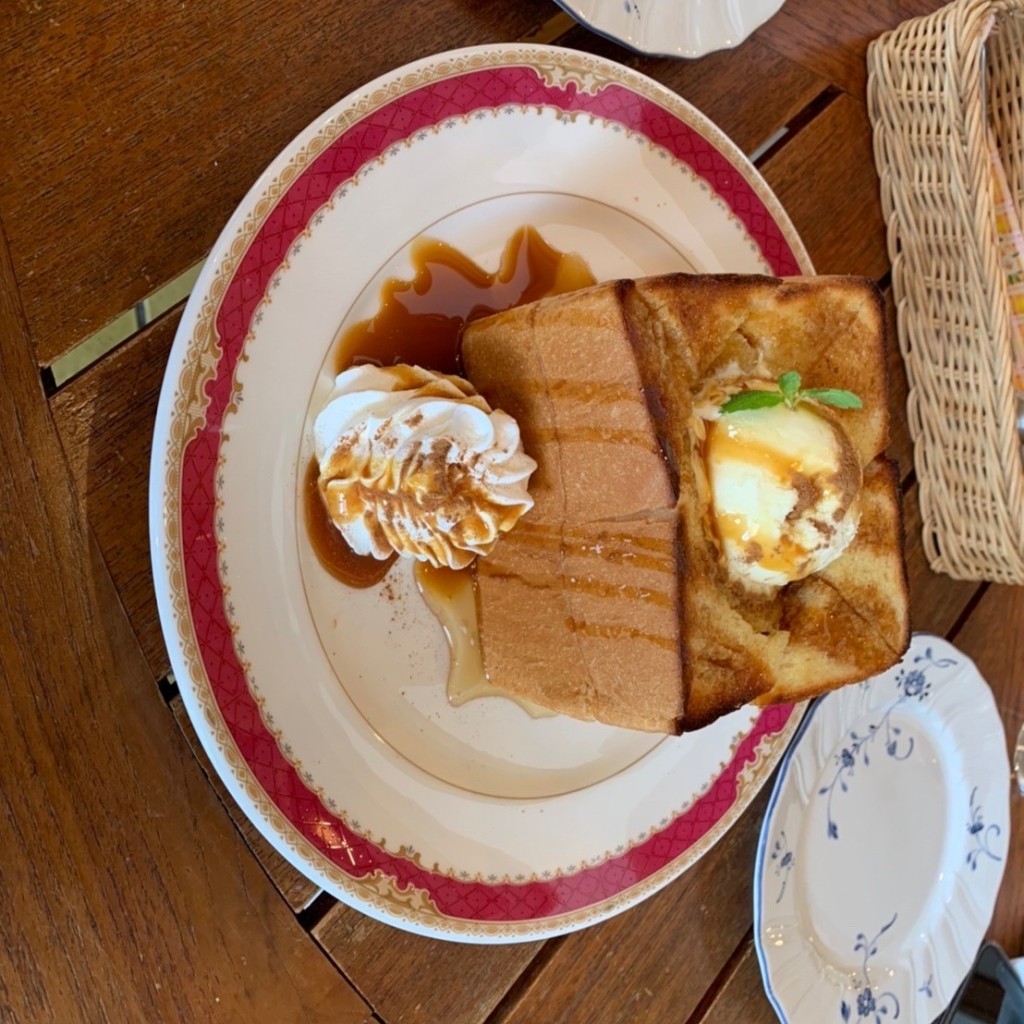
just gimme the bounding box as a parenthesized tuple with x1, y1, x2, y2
(297, 891, 339, 933)
(946, 581, 992, 644)
(480, 935, 568, 1024)
(684, 927, 755, 1024)
(44, 259, 204, 395)
(520, 10, 577, 44)
(157, 672, 180, 705)
(753, 85, 842, 168)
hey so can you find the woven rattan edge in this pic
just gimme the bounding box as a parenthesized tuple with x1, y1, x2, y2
(867, 0, 1024, 584)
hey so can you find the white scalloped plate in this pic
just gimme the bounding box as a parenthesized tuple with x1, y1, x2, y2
(555, 0, 786, 59)
(755, 634, 1010, 1022)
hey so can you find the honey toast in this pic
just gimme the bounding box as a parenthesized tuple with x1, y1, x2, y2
(461, 273, 910, 733)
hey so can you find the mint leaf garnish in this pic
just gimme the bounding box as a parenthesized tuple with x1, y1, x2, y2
(800, 388, 863, 409)
(778, 371, 802, 407)
(719, 390, 786, 414)
(720, 372, 862, 416)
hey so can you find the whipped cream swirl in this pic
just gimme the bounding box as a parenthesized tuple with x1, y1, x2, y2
(313, 364, 536, 569)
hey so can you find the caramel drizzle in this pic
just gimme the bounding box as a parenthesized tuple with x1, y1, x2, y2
(476, 562, 673, 608)
(499, 521, 677, 573)
(565, 618, 677, 651)
(515, 520, 675, 547)
(706, 425, 801, 481)
(527, 427, 660, 448)
(539, 379, 644, 404)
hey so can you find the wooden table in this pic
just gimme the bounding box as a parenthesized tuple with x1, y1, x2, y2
(2, 1, 1021, 1021)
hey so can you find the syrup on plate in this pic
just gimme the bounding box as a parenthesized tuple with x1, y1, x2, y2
(333, 225, 595, 374)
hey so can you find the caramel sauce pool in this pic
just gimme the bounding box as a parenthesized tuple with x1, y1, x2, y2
(413, 562, 555, 717)
(305, 227, 595, 698)
(332, 226, 596, 374)
(304, 458, 396, 588)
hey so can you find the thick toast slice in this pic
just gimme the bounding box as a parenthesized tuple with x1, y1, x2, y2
(465, 284, 685, 733)
(461, 273, 910, 733)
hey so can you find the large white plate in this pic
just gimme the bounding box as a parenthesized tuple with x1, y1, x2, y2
(150, 43, 810, 942)
(755, 634, 1010, 1021)
(555, 0, 786, 59)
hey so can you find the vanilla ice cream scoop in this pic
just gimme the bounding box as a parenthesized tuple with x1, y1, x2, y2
(700, 388, 862, 590)
(313, 363, 536, 569)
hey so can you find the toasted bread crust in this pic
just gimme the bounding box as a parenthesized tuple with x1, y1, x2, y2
(461, 273, 910, 733)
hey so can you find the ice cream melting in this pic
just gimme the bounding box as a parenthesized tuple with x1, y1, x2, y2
(313, 363, 536, 569)
(699, 381, 862, 590)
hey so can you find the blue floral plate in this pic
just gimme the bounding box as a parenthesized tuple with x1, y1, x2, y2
(755, 634, 1010, 1023)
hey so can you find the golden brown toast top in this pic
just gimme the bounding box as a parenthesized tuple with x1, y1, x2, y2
(624, 274, 889, 464)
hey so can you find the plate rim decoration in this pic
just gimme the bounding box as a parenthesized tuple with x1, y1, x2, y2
(150, 42, 812, 942)
(754, 632, 1011, 1021)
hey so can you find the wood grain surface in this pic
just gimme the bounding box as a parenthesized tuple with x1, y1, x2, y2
(313, 907, 543, 1024)
(7, 0, 1022, 1021)
(170, 697, 321, 913)
(902, 484, 985, 636)
(760, 93, 889, 279)
(0, 0, 556, 366)
(694, 944, 776, 1024)
(559, 25, 827, 159)
(52, 310, 181, 680)
(755, 0, 949, 98)
(491, 790, 772, 1024)
(0, 224, 371, 1023)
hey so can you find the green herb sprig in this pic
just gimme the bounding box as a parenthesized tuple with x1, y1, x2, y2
(719, 371, 862, 415)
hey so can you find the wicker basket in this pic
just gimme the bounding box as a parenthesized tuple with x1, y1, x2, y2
(867, 0, 1024, 584)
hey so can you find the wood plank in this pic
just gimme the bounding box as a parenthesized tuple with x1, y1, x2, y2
(314, 907, 544, 1024)
(490, 788, 773, 1024)
(950, 583, 1024, 957)
(753, 0, 949, 99)
(171, 697, 321, 913)
(697, 942, 777, 1024)
(0, 222, 371, 1023)
(760, 94, 889, 280)
(51, 310, 180, 680)
(556, 26, 827, 159)
(0, 0, 556, 365)
(51, 309, 320, 915)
